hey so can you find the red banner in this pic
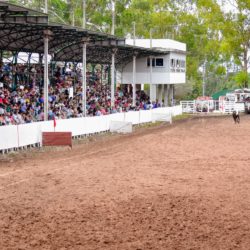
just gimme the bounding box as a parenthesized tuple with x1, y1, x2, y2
(42, 132, 72, 148)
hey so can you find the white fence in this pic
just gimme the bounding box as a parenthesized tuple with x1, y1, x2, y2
(0, 106, 182, 152)
(180, 100, 245, 114)
(180, 101, 195, 113)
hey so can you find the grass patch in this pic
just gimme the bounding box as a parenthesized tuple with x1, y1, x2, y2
(172, 113, 191, 121)
(135, 121, 162, 129)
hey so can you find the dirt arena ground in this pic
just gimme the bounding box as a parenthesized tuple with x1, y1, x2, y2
(0, 115, 250, 250)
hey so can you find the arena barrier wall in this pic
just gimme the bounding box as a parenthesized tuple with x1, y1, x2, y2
(0, 105, 182, 152)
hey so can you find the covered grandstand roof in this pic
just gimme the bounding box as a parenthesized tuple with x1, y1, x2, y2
(0, 1, 167, 66)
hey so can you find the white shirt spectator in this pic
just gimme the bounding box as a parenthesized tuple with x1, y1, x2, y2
(0, 107, 5, 115)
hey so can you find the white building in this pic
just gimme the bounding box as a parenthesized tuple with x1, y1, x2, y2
(118, 39, 186, 105)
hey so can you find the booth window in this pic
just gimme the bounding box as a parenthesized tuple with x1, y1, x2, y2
(147, 57, 164, 67)
(147, 57, 155, 67)
(170, 58, 175, 72)
(170, 58, 186, 72)
(176, 59, 180, 67)
(176, 59, 181, 72)
(171, 59, 175, 67)
(155, 58, 164, 67)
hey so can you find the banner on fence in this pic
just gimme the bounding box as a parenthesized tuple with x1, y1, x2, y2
(42, 132, 72, 148)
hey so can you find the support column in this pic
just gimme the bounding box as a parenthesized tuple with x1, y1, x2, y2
(39, 53, 43, 88)
(91, 64, 95, 78)
(13, 52, 18, 89)
(0, 50, 3, 64)
(50, 54, 55, 79)
(132, 53, 137, 106)
(100, 65, 103, 85)
(168, 85, 171, 107)
(82, 41, 87, 116)
(149, 56, 156, 102)
(13, 52, 18, 64)
(168, 84, 171, 106)
(171, 84, 175, 106)
(127, 84, 130, 94)
(111, 48, 117, 107)
(43, 31, 50, 121)
(157, 84, 163, 105)
(150, 85, 156, 103)
(108, 65, 111, 85)
(163, 85, 169, 107)
(28, 53, 31, 84)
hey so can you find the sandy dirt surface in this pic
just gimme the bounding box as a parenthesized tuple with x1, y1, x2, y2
(0, 115, 250, 250)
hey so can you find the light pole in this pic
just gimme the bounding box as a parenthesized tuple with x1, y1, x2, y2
(111, 48, 117, 107)
(202, 58, 207, 97)
(132, 52, 138, 106)
(43, 30, 52, 120)
(132, 21, 136, 46)
(111, 0, 115, 35)
(150, 28, 153, 48)
(44, 0, 48, 14)
(82, 41, 87, 116)
(83, 0, 86, 29)
(149, 28, 156, 102)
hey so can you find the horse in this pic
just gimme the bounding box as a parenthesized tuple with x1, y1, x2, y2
(232, 110, 240, 124)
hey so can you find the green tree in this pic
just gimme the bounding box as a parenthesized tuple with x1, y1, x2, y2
(220, 0, 250, 87)
(8, 0, 250, 95)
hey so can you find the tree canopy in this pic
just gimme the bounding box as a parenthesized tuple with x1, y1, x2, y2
(9, 0, 250, 96)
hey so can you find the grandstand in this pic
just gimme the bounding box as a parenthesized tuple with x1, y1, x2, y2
(0, 1, 185, 152)
(0, 1, 186, 120)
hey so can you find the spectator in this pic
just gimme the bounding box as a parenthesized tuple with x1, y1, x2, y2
(0, 62, 154, 126)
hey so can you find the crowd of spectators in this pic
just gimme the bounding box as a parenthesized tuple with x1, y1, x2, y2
(0, 62, 160, 126)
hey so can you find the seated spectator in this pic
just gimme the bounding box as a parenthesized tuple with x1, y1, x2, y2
(0, 62, 155, 126)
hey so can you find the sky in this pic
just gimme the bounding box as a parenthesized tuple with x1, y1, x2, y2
(218, 0, 238, 13)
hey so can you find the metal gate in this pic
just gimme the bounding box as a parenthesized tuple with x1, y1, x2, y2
(181, 100, 245, 114)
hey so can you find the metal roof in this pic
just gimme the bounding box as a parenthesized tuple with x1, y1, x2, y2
(0, 1, 167, 66)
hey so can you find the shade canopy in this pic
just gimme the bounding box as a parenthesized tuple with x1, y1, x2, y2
(212, 89, 233, 100)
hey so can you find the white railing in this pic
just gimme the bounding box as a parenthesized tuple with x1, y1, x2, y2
(181, 100, 245, 114)
(222, 101, 245, 113)
(180, 101, 195, 113)
(0, 106, 182, 152)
